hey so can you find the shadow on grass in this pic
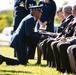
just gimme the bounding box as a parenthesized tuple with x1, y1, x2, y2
(0, 70, 32, 74)
(0, 73, 17, 75)
(27, 63, 47, 67)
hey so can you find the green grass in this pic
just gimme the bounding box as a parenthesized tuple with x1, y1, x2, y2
(0, 46, 74, 75)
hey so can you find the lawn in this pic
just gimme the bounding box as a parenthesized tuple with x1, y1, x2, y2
(0, 46, 74, 75)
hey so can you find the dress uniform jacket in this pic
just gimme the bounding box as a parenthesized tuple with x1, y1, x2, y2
(10, 14, 41, 59)
(52, 17, 76, 72)
(56, 15, 74, 33)
(13, 0, 36, 31)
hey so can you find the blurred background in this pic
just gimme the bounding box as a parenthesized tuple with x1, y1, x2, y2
(0, 0, 76, 33)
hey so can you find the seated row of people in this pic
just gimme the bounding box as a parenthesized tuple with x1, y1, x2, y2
(36, 4, 74, 64)
(36, 4, 76, 74)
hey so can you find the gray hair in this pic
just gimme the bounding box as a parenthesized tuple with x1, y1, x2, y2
(62, 5, 72, 14)
(73, 4, 76, 10)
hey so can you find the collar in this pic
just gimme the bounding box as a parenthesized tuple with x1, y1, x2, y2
(65, 14, 72, 21)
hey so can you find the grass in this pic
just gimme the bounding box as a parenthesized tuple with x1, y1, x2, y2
(0, 46, 74, 75)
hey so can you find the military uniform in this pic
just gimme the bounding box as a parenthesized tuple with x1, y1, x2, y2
(38, 14, 74, 66)
(11, 14, 41, 60)
(52, 17, 76, 73)
(13, 0, 36, 57)
(13, 0, 36, 31)
(0, 5, 43, 65)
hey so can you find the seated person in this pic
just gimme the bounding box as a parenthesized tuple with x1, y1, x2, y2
(36, 5, 74, 65)
(67, 44, 76, 74)
(51, 4, 76, 73)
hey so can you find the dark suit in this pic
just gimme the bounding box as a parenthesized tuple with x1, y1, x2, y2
(67, 45, 76, 73)
(51, 18, 76, 73)
(3, 14, 41, 65)
(56, 15, 74, 33)
(37, 0, 56, 32)
(39, 15, 74, 66)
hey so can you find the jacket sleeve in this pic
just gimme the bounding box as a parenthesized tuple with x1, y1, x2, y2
(25, 18, 41, 41)
(47, 1, 56, 23)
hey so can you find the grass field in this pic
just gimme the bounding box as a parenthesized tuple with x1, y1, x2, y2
(0, 46, 74, 75)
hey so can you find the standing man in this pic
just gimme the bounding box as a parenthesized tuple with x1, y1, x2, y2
(13, 0, 36, 31)
(13, 0, 36, 57)
(0, 5, 43, 65)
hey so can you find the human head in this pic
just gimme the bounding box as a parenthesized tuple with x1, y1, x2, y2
(57, 7, 64, 21)
(44, 0, 52, 3)
(29, 5, 43, 20)
(62, 5, 72, 18)
(72, 4, 76, 17)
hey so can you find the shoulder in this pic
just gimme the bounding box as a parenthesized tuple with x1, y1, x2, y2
(22, 14, 33, 20)
(49, 0, 56, 7)
(50, 0, 56, 4)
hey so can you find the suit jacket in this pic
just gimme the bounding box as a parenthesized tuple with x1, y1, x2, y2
(13, 0, 36, 29)
(56, 15, 74, 33)
(10, 14, 41, 58)
(64, 17, 76, 37)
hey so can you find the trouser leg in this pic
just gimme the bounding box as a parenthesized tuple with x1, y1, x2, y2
(51, 41, 61, 71)
(36, 43, 42, 64)
(46, 39, 55, 67)
(13, 26, 18, 57)
(67, 45, 76, 73)
(57, 42, 72, 73)
(41, 39, 48, 60)
(28, 45, 36, 59)
(4, 49, 28, 65)
(4, 57, 20, 65)
(36, 39, 47, 64)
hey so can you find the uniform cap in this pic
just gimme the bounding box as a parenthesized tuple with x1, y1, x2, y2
(29, 5, 43, 12)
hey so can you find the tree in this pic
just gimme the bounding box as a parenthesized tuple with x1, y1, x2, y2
(0, 11, 13, 32)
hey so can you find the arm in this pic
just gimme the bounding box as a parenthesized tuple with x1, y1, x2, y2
(25, 18, 41, 41)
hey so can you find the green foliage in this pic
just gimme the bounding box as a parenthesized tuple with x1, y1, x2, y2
(0, 11, 13, 32)
(0, 46, 73, 75)
(0, 14, 8, 32)
(5, 11, 13, 27)
(36, 0, 39, 3)
(54, 14, 61, 24)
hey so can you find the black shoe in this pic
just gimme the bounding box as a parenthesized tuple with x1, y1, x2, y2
(0, 55, 3, 65)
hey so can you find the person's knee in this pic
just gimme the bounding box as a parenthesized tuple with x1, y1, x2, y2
(67, 46, 73, 54)
(51, 41, 58, 50)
